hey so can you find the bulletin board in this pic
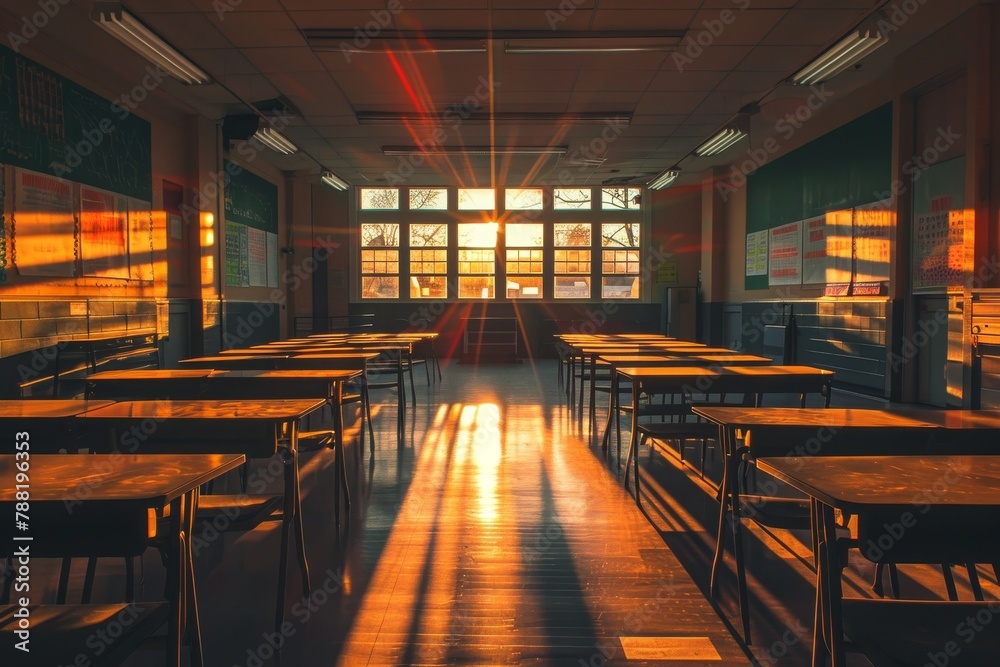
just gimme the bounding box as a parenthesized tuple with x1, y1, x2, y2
(0, 44, 152, 201)
(223, 161, 279, 288)
(746, 104, 892, 290)
(912, 157, 966, 290)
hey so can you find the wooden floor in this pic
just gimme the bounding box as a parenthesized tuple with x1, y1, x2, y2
(41, 360, 999, 665)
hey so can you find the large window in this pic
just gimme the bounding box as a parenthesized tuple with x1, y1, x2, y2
(554, 223, 591, 298)
(505, 223, 543, 298)
(410, 223, 447, 298)
(458, 222, 497, 298)
(356, 187, 643, 301)
(360, 223, 399, 298)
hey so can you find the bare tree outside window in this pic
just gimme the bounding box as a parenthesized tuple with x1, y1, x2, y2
(553, 188, 592, 210)
(601, 187, 641, 210)
(601, 223, 639, 248)
(409, 188, 447, 210)
(361, 223, 399, 247)
(360, 188, 400, 210)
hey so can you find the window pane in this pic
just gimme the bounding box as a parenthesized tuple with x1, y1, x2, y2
(504, 188, 543, 210)
(602, 276, 639, 299)
(553, 188, 591, 210)
(458, 249, 494, 272)
(410, 275, 447, 298)
(458, 188, 495, 210)
(601, 223, 639, 248)
(360, 188, 399, 210)
(361, 223, 399, 246)
(554, 223, 591, 246)
(505, 223, 543, 247)
(555, 249, 591, 273)
(458, 276, 495, 298)
(554, 276, 591, 298)
(601, 187, 641, 210)
(506, 276, 543, 298)
(458, 222, 498, 247)
(410, 223, 447, 247)
(409, 188, 447, 210)
(361, 276, 399, 298)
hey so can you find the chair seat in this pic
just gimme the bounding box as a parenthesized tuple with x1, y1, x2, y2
(737, 494, 811, 529)
(842, 598, 1000, 667)
(637, 421, 718, 440)
(297, 430, 335, 452)
(0, 603, 169, 665)
(192, 494, 283, 534)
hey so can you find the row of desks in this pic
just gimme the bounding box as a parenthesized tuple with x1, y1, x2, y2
(1, 362, 363, 665)
(556, 334, 1000, 666)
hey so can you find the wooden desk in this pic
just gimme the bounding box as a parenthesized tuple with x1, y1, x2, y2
(0, 400, 115, 453)
(693, 406, 1000, 644)
(691, 406, 938, 642)
(0, 453, 244, 667)
(616, 366, 835, 505)
(758, 455, 1000, 667)
(75, 399, 323, 638)
(594, 353, 772, 441)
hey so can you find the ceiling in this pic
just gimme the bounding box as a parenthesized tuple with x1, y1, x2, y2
(0, 0, 977, 187)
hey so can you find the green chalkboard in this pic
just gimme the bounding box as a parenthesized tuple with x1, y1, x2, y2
(0, 44, 152, 201)
(745, 103, 892, 290)
(223, 160, 278, 233)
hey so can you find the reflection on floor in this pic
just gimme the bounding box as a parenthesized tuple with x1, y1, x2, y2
(28, 360, 999, 666)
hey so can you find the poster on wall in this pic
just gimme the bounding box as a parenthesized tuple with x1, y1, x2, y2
(745, 230, 768, 276)
(768, 221, 801, 285)
(247, 226, 267, 287)
(225, 221, 241, 287)
(802, 211, 853, 285)
(80, 186, 129, 279)
(11, 167, 76, 277)
(266, 232, 278, 288)
(854, 199, 892, 283)
(801, 215, 828, 284)
(238, 223, 250, 287)
(127, 197, 153, 281)
(913, 157, 967, 290)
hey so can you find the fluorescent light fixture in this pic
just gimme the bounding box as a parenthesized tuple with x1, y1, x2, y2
(305, 28, 681, 55)
(337, 42, 485, 55)
(694, 127, 746, 157)
(321, 171, 349, 191)
(383, 145, 567, 156)
(252, 126, 298, 155)
(92, 3, 209, 85)
(358, 111, 631, 126)
(648, 169, 681, 190)
(791, 27, 886, 85)
(505, 38, 677, 54)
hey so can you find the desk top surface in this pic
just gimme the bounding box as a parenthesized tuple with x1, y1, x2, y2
(0, 400, 116, 418)
(599, 354, 771, 366)
(77, 399, 324, 421)
(212, 369, 362, 381)
(617, 365, 834, 380)
(691, 407, 933, 428)
(0, 453, 244, 505)
(757, 455, 1000, 511)
(89, 369, 214, 381)
(692, 406, 1000, 430)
